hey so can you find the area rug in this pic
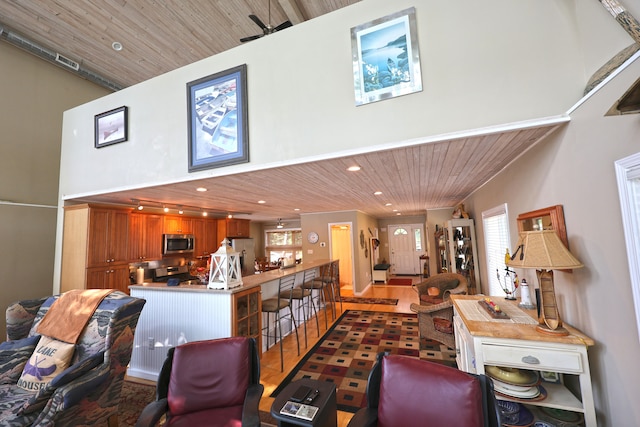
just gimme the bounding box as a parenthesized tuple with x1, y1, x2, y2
(387, 278, 413, 286)
(119, 380, 156, 426)
(270, 310, 456, 413)
(340, 296, 398, 305)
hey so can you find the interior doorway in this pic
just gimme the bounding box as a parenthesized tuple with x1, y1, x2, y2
(388, 224, 424, 275)
(329, 223, 354, 290)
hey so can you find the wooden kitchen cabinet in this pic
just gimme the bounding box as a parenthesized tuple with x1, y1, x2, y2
(163, 216, 193, 234)
(192, 218, 218, 259)
(129, 213, 163, 261)
(61, 204, 132, 293)
(87, 208, 130, 267)
(218, 218, 250, 238)
(86, 265, 131, 294)
(232, 286, 262, 354)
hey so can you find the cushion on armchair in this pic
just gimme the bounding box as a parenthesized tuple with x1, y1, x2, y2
(17, 336, 75, 392)
(377, 357, 484, 427)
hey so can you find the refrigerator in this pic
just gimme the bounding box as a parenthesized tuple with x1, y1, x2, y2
(231, 238, 256, 276)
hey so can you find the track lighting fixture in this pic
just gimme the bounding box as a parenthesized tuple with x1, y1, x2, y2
(276, 218, 284, 229)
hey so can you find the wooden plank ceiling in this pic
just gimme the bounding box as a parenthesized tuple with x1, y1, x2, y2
(0, 0, 359, 88)
(0, 1, 567, 221)
(72, 123, 566, 221)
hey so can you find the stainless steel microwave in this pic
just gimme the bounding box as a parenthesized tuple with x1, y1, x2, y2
(163, 234, 195, 255)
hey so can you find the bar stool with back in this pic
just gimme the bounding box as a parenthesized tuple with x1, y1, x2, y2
(261, 274, 300, 372)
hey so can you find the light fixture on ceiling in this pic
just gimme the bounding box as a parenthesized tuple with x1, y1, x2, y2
(111, 41, 123, 51)
(347, 165, 361, 172)
(128, 199, 248, 218)
(276, 218, 284, 229)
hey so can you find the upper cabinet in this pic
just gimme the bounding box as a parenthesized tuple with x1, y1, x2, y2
(129, 213, 163, 262)
(217, 218, 250, 238)
(87, 208, 130, 267)
(163, 216, 193, 234)
(192, 218, 219, 258)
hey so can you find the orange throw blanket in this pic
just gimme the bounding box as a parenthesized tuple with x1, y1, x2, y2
(37, 289, 114, 343)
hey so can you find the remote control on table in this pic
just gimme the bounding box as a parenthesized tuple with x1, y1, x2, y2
(304, 389, 320, 403)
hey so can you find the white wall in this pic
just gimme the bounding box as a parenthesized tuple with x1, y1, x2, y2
(464, 52, 640, 426)
(57, 0, 629, 200)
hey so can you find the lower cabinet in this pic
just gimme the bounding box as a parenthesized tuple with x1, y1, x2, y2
(86, 265, 131, 294)
(232, 286, 262, 354)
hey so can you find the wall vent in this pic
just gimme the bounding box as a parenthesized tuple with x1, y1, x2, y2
(55, 53, 80, 71)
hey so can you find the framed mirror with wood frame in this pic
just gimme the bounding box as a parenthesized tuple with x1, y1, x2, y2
(516, 204, 568, 249)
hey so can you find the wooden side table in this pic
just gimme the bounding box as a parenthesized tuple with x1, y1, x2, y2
(451, 295, 597, 426)
(271, 379, 337, 427)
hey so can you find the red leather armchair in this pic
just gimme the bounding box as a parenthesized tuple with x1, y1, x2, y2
(347, 353, 501, 427)
(135, 337, 263, 427)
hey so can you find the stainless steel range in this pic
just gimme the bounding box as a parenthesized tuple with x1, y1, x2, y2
(152, 265, 202, 286)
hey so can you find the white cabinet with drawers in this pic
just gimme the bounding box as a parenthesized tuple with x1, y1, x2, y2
(451, 295, 597, 426)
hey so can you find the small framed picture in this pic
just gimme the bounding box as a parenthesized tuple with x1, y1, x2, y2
(94, 106, 128, 148)
(187, 64, 249, 172)
(540, 370, 561, 384)
(350, 7, 422, 106)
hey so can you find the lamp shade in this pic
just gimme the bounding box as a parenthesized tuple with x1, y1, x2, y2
(506, 230, 583, 270)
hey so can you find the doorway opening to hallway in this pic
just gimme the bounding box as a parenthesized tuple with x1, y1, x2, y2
(329, 222, 354, 291)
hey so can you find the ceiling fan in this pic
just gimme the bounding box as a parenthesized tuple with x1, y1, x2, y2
(240, 0, 293, 42)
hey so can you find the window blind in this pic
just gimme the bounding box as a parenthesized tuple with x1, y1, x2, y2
(482, 204, 510, 296)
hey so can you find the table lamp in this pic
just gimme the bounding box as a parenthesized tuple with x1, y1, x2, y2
(506, 230, 583, 336)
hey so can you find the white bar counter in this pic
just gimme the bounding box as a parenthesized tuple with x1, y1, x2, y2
(128, 259, 332, 381)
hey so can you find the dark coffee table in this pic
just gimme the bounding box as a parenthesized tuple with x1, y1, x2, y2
(271, 379, 337, 427)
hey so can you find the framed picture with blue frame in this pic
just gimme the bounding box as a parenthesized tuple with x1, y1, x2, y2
(350, 7, 422, 106)
(187, 64, 249, 172)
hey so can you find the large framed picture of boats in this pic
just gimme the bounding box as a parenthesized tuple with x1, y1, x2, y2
(94, 106, 128, 148)
(187, 64, 249, 172)
(351, 7, 422, 106)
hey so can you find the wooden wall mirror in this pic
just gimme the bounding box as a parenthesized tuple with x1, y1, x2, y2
(516, 204, 569, 249)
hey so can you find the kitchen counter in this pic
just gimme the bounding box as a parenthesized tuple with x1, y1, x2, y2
(128, 259, 333, 381)
(129, 258, 332, 294)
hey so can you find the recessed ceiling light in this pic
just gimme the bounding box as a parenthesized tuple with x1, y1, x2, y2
(294, 208, 300, 211)
(258, 200, 266, 204)
(374, 191, 382, 195)
(196, 187, 207, 192)
(347, 165, 361, 172)
(396, 212, 402, 215)
(112, 41, 123, 51)
(385, 203, 392, 206)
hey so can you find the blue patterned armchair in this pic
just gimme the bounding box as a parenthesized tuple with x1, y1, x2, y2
(0, 291, 145, 426)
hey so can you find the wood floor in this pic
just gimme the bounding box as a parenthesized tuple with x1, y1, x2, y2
(259, 278, 421, 427)
(126, 277, 422, 427)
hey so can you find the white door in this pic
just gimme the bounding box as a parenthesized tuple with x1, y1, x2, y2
(389, 224, 423, 275)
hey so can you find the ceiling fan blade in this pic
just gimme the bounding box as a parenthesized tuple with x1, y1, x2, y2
(273, 20, 293, 32)
(249, 14, 267, 30)
(240, 34, 263, 43)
